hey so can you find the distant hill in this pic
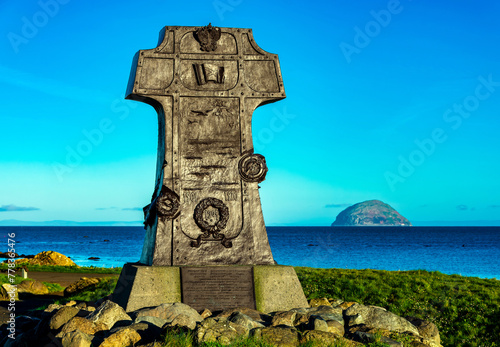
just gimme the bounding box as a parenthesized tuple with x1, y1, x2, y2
(332, 200, 411, 226)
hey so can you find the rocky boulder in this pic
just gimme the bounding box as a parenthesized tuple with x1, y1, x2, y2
(64, 277, 100, 297)
(17, 280, 49, 295)
(345, 303, 419, 335)
(16, 251, 76, 266)
(86, 300, 132, 329)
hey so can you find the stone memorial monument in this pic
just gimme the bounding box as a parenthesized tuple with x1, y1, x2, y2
(113, 24, 308, 313)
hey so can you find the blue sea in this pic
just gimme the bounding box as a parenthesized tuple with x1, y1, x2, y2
(1, 226, 499, 279)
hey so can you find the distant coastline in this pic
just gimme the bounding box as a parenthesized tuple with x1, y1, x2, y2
(1, 219, 500, 227)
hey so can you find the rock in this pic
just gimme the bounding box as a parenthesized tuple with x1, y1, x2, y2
(66, 300, 78, 307)
(300, 330, 354, 346)
(329, 298, 344, 307)
(49, 306, 80, 330)
(99, 327, 141, 347)
(310, 316, 329, 332)
(332, 200, 412, 226)
(271, 311, 297, 327)
(290, 305, 344, 326)
(200, 308, 212, 319)
(340, 301, 357, 310)
(251, 326, 300, 347)
(88, 257, 100, 260)
(135, 302, 202, 325)
(345, 303, 419, 336)
(228, 312, 264, 331)
(405, 317, 441, 346)
(86, 300, 132, 329)
(111, 322, 162, 344)
(45, 303, 64, 313)
(168, 313, 199, 330)
(135, 315, 169, 329)
(0, 284, 18, 300)
(64, 277, 100, 297)
(195, 317, 247, 345)
(216, 307, 271, 325)
(61, 329, 93, 347)
(16, 251, 76, 266)
(17, 280, 49, 295)
(56, 317, 107, 338)
(326, 319, 345, 337)
(352, 331, 402, 346)
(309, 297, 331, 307)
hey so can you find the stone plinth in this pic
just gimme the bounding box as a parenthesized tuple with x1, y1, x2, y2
(112, 263, 308, 313)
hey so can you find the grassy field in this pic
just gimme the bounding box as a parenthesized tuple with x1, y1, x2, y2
(3, 266, 499, 346)
(0, 263, 121, 274)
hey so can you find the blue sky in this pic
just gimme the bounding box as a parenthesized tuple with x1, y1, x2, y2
(1, 0, 499, 226)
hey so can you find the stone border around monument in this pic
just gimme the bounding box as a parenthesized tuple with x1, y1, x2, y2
(112, 263, 309, 313)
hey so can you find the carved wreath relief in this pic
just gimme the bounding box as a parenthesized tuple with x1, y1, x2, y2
(192, 198, 231, 248)
(156, 186, 180, 219)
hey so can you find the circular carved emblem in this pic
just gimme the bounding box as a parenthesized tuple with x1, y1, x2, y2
(193, 197, 229, 233)
(156, 189, 180, 219)
(239, 153, 268, 183)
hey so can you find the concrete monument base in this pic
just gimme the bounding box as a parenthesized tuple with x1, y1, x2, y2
(112, 263, 308, 313)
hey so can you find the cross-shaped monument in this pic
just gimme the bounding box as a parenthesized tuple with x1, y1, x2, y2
(113, 24, 307, 313)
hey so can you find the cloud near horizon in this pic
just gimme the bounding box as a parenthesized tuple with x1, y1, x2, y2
(0, 204, 40, 212)
(325, 203, 351, 208)
(122, 207, 143, 211)
(456, 205, 469, 211)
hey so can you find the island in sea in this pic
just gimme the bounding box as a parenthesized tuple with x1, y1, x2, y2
(332, 200, 411, 226)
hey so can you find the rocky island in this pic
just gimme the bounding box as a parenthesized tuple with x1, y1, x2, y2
(332, 200, 411, 226)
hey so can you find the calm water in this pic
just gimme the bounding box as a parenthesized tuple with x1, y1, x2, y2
(1, 226, 499, 279)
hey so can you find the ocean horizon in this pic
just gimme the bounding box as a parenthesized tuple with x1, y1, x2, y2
(2, 226, 499, 280)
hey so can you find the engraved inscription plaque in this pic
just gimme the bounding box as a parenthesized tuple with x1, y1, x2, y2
(181, 266, 255, 311)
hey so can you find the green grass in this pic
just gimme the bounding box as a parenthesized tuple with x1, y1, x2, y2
(296, 267, 500, 347)
(0, 263, 121, 274)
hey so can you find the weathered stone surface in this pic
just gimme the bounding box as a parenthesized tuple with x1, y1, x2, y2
(86, 300, 132, 329)
(200, 308, 212, 319)
(251, 326, 300, 347)
(17, 280, 49, 295)
(405, 317, 441, 346)
(345, 303, 419, 335)
(290, 305, 344, 326)
(0, 284, 18, 300)
(99, 327, 141, 347)
(64, 277, 100, 296)
(309, 297, 331, 307)
(112, 322, 162, 344)
(327, 319, 345, 337)
(310, 316, 329, 332)
(168, 313, 199, 330)
(351, 331, 403, 346)
(56, 316, 107, 338)
(45, 303, 64, 313)
(216, 307, 271, 325)
(135, 315, 169, 329)
(61, 329, 93, 347)
(49, 306, 80, 330)
(194, 317, 247, 345)
(135, 302, 202, 325)
(271, 311, 297, 327)
(228, 312, 264, 331)
(16, 251, 76, 266)
(112, 264, 181, 312)
(254, 266, 309, 313)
